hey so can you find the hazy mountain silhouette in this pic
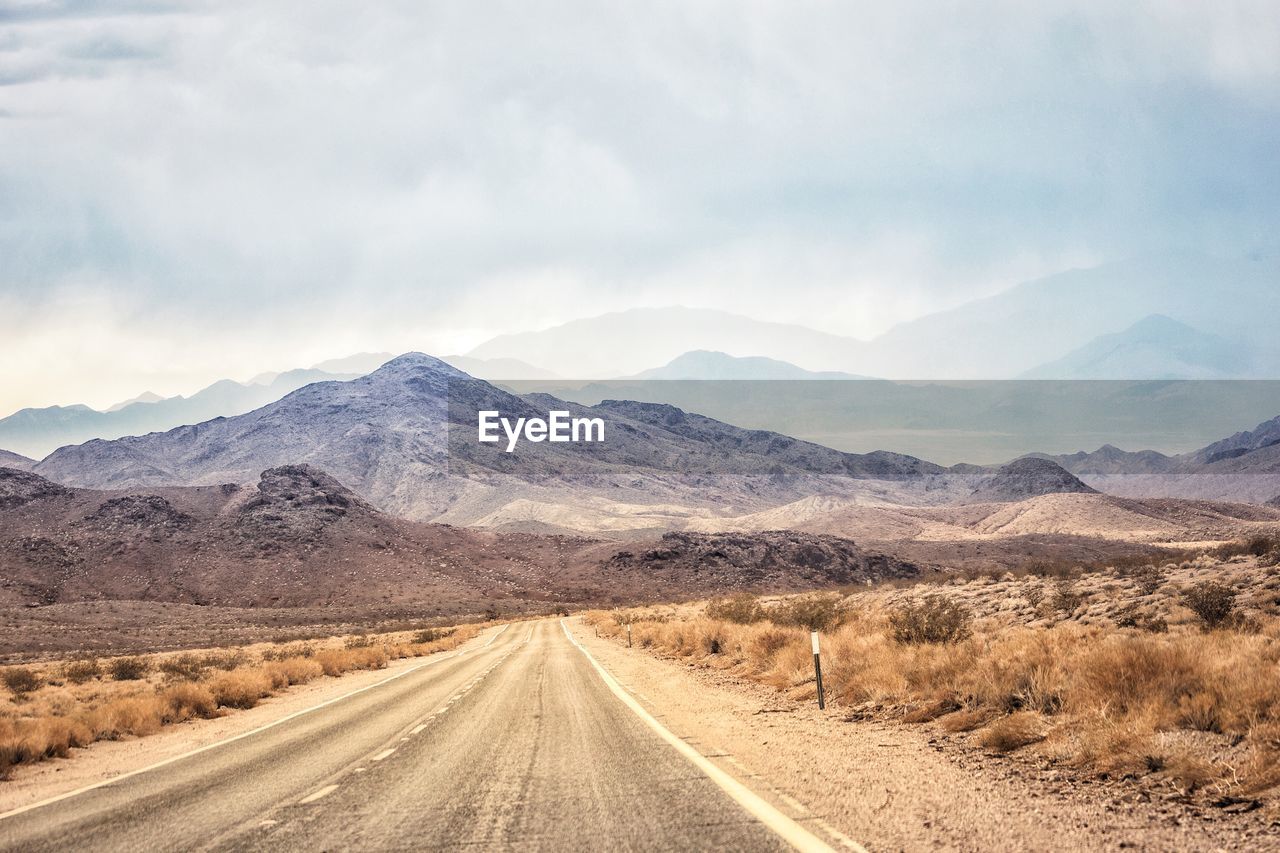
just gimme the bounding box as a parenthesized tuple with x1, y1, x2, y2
(1020, 315, 1254, 379)
(631, 351, 867, 379)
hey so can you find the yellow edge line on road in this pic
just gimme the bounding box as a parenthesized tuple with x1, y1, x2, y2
(560, 619, 858, 853)
(0, 623, 511, 823)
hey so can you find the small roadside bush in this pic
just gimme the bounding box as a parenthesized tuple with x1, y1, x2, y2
(705, 593, 765, 624)
(63, 658, 101, 684)
(2, 667, 41, 696)
(413, 627, 454, 644)
(1134, 565, 1165, 595)
(208, 671, 273, 710)
(770, 593, 849, 631)
(109, 657, 150, 681)
(1051, 579, 1084, 615)
(888, 596, 973, 645)
(978, 712, 1048, 753)
(1181, 581, 1237, 629)
(159, 654, 208, 681)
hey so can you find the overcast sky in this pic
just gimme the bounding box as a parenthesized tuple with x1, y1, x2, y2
(1, 0, 1278, 412)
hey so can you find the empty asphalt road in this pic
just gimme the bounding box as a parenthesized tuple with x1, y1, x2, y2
(0, 621, 833, 852)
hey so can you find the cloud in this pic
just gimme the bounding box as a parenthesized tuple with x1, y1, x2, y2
(0, 0, 1278, 411)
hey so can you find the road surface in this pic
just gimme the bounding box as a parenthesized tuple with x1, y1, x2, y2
(0, 621, 831, 852)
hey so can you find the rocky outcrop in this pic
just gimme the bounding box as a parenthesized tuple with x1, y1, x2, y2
(605, 530, 919, 590)
(969, 457, 1098, 503)
(0, 467, 71, 510)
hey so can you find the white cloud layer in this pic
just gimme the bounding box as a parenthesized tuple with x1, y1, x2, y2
(1, 0, 1278, 410)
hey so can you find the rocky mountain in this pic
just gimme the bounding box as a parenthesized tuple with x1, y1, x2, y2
(1042, 414, 1280, 502)
(1020, 315, 1254, 379)
(0, 449, 33, 471)
(1192, 415, 1280, 466)
(0, 466, 918, 611)
(1268, 495, 1280, 508)
(0, 367, 366, 460)
(32, 354, 945, 526)
(631, 351, 866, 380)
(967, 457, 1098, 503)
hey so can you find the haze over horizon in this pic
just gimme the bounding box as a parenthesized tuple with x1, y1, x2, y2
(2, 1, 1279, 412)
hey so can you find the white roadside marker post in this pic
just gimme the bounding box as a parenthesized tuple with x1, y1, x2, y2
(627, 624, 633, 648)
(811, 630, 825, 710)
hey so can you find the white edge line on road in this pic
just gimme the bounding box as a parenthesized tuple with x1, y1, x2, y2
(298, 784, 340, 804)
(0, 623, 512, 823)
(559, 619, 858, 853)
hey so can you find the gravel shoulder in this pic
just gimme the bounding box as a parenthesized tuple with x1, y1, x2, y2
(567, 618, 1277, 852)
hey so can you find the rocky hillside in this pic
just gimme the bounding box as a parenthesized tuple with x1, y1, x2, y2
(0, 467, 917, 613)
(603, 531, 919, 591)
(968, 457, 1098, 503)
(0, 449, 33, 471)
(1042, 414, 1280, 502)
(33, 353, 944, 524)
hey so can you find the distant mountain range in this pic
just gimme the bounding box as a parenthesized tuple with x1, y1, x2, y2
(463, 254, 1280, 379)
(1020, 315, 1253, 379)
(631, 351, 865, 380)
(0, 367, 368, 461)
(32, 353, 947, 526)
(20, 353, 1280, 535)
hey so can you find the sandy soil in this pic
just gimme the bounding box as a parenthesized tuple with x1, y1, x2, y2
(566, 619, 1279, 851)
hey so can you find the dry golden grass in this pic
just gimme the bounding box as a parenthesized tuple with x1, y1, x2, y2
(0, 621, 484, 778)
(584, 563, 1280, 805)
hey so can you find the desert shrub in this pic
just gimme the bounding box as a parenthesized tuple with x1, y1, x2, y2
(86, 697, 164, 739)
(199, 650, 247, 671)
(159, 654, 208, 681)
(1142, 614, 1169, 633)
(413, 627, 453, 644)
(2, 667, 41, 696)
(160, 682, 218, 721)
(1181, 581, 1236, 629)
(1021, 582, 1044, 609)
(208, 670, 273, 709)
(63, 658, 101, 684)
(344, 635, 374, 649)
(109, 657, 150, 681)
(1025, 560, 1080, 579)
(1246, 535, 1279, 558)
(314, 645, 390, 677)
(1114, 603, 1141, 628)
(771, 593, 849, 631)
(261, 643, 315, 661)
(263, 657, 324, 687)
(747, 626, 798, 662)
(888, 596, 973, 645)
(1051, 579, 1084, 615)
(705, 593, 766, 624)
(1134, 565, 1165, 596)
(979, 712, 1048, 752)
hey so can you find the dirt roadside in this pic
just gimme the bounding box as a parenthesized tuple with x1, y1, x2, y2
(565, 618, 1278, 852)
(0, 640, 480, 815)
